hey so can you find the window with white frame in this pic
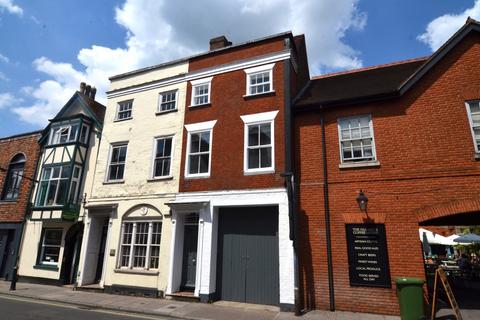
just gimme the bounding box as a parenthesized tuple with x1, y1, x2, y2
(247, 122, 273, 170)
(338, 115, 376, 163)
(68, 165, 82, 203)
(107, 144, 127, 181)
(187, 131, 211, 176)
(158, 90, 178, 112)
(49, 124, 80, 145)
(244, 63, 274, 96)
(39, 229, 63, 265)
(466, 100, 480, 152)
(241, 111, 278, 173)
(36, 165, 71, 206)
(152, 137, 173, 178)
(190, 77, 212, 106)
(119, 221, 162, 269)
(116, 100, 133, 120)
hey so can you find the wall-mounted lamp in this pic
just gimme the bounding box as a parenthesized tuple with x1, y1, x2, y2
(356, 190, 368, 213)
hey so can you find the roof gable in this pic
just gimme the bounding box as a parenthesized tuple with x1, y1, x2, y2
(51, 91, 106, 128)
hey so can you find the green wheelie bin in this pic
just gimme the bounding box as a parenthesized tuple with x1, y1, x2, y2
(396, 277, 425, 320)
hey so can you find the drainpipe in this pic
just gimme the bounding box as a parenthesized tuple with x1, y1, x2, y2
(321, 109, 335, 311)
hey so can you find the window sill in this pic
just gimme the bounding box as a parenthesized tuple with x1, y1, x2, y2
(34, 264, 59, 271)
(155, 109, 178, 116)
(339, 161, 380, 169)
(103, 180, 125, 185)
(147, 176, 174, 182)
(0, 200, 17, 204)
(244, 169, 275, 176)
(474, 153, 480, 160)
(185, 174, 210, 180)
(243, 90, 276, 99)
(113, 117, 132, 123)
(114, 268, 159, 276)
(188, 103, 211, 109)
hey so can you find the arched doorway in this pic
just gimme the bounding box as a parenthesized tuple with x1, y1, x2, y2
(60, 222, 84, 285)
(416, 199, 480, 318)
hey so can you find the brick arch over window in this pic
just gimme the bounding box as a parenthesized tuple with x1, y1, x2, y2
(415, 197, 480, 224)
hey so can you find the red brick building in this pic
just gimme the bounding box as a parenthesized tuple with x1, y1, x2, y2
(0, 131, 41, 280)
(294, 20, 480, 315)
(167, 33, 309, 310)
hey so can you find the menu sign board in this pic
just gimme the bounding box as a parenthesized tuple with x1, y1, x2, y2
(346, 224, 391, 288)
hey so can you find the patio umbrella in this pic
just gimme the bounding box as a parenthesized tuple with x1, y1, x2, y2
(453, 233, 480, 244)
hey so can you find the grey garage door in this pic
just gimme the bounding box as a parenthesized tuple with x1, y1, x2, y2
(217, 206, 279, 306)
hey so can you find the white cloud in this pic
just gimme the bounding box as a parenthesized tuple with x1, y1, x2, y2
(0, 92, 21, 108)
(0, 53, 9, 63)
(14, 0, 366, 125)
(418, 0, 480, 51)
(0, 0, 23, 16)
(0, 71, 9, 82)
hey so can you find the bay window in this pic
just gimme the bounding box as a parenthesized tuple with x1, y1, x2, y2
(36, 165, 71, 206)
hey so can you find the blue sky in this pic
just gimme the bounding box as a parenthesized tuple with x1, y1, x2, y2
(0, 0, 478, 137)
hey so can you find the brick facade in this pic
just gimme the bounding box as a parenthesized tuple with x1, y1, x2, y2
(0, 132, 41, 222)
(179, 35, 308, 193)
(295, 31, 480, 314)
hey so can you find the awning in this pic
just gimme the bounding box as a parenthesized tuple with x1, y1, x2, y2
(419, 228, 458, 246)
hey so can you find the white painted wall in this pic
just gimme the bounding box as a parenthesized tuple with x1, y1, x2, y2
(77, 61, 188, 293)
(168, 188, 294, 305)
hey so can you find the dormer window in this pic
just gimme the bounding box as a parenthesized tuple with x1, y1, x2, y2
(49, 124, 79, 145)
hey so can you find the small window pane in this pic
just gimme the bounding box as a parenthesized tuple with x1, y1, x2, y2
(260, 148, 272, 168)
(248, 125, 259, 146)
(200, 132, 210, 152)
(260, 124, 271, 145)
(190, 134, 200, 153)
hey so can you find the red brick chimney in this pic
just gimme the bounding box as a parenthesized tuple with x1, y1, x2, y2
(209, 35, 232, 51)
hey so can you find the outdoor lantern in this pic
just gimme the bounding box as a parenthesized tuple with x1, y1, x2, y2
(356, 190, 368, 212)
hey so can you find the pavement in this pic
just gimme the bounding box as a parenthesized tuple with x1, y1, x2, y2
(0, 281, 400, 320)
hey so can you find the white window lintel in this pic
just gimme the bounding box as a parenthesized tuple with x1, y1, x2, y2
(190, 76, 213, 86)
(240, 110, 279, 124)
(185, 120, 217, 132)
(244, 63, 275, 74)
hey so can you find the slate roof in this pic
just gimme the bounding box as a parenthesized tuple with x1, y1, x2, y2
(296, 18, 480, 109)
(77, 92, 106, 124)
(295, 57, 428, 108)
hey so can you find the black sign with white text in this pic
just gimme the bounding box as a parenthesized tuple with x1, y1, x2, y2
(345, 224, 391, 288)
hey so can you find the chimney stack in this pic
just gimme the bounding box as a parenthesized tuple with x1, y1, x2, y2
(85, 85, 91, 97)
(79, 82, 97, 100)
(79, 82, 86, 94)
(209, 35, 232, 51)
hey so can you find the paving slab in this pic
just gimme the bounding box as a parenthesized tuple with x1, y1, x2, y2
(0, 281, 401, 320)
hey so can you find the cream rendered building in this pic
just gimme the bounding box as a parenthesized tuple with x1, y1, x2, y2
(76, 61, 188, 296)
